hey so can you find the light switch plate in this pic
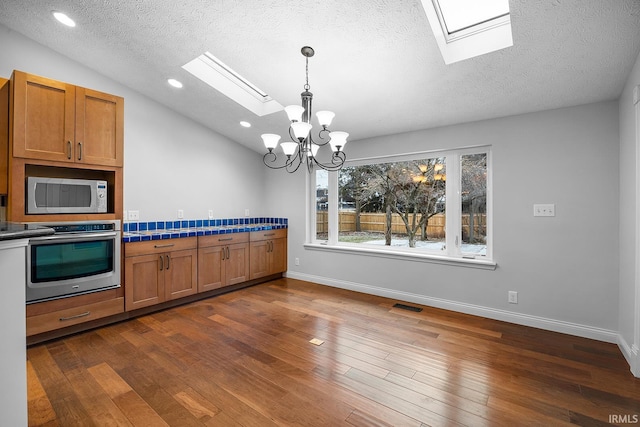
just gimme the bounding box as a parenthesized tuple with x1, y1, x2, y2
(533, 204, 555, 217)
(128, 210, 139, 220)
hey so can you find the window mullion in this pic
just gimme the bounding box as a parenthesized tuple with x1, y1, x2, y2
(328, 171, 339, 245)
(445, 154, 461, 256)
(307, 168, 315, 243)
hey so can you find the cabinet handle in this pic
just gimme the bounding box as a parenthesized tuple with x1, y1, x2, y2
(221, 248, 226, 261)
(166, 255, 170, 270)
(77, 142, 82, 160)
(159, 255, 164, 271)
(67, 141, 72, 159)
(59, 311, 90, 321)
(218, 237, 233, 242)
(264, 233, 276, 237)
(269, 241, 273, 252)
(154, 243, 174, 249)
(226, 247, 230, 259)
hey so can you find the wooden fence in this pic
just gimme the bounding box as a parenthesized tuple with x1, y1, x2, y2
(317, 211, 485, 239)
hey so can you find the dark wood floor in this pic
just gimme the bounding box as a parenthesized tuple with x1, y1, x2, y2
(27, 278, 640, 426)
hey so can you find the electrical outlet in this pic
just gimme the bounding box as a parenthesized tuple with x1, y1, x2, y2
(177, 209, 184, 219)
(128, 210, 139, 220)
(508, 291, 518, 304)
(533, 204, 555, 217)
(208, 209, 214, 219)
(295, 257, 300, 266)
(245, 209, 250, 217)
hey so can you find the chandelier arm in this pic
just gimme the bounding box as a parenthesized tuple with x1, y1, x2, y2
(263, 152, 294, 170)
(286, 153, 303, 173)
(309, 129, 330, 147)
(309, 153, 345, 172)
(332, 150, 346, 165)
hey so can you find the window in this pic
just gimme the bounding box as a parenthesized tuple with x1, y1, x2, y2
(308, 146, 493, 266)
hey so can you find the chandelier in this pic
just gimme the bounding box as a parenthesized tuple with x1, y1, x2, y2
(262, 46, 348, 173)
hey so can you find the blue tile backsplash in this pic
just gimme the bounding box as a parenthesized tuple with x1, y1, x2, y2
(122, 217, 288, 243)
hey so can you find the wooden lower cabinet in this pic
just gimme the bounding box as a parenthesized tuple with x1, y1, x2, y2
(198, 233, 250, 292)
(249, 229, 287, 280)
(26, 289, 124, 336)
(124, 237, 197, 311)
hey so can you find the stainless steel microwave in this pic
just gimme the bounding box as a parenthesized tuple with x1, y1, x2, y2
(26, 177, 108, 214)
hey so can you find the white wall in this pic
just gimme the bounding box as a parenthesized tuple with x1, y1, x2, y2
(618, 49, 640, 374)
(268, 101, 621, 342)
(0, 24, 268, 221)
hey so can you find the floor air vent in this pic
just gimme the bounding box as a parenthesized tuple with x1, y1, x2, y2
(393, 303, 423, 312)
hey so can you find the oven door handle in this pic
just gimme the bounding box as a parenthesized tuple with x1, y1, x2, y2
(29, 231, 119, 243)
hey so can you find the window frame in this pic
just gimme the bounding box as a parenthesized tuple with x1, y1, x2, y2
(306, 145, 495, 270)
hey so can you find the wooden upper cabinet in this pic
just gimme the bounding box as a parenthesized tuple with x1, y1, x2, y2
(0, 78, 9, 194)
(75, 87, 123, 167)
(11, 71, 123, 167)
(11, 71, 75, 162)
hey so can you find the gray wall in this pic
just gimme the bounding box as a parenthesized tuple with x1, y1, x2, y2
(0, 21, 634, 368)
(0, 24, 268, 221)
(268, 101, 621, 342)
(618, 49, 640, 373)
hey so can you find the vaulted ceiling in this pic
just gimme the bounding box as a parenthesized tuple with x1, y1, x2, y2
(0, 0, 638, 153)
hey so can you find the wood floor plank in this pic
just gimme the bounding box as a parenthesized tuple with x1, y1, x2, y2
(27, 278, 640, 426)
(26, 360, 58, 427)
(87, 362, 133, 399)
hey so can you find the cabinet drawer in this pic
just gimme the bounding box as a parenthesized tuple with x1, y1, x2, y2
(199, 232, 248, 248)
(125, 237, 197, 257)
(250, 228, 287, 242)
(26, 297, 124, 336)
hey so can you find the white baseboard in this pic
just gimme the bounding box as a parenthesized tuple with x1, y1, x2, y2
(285, 271, 619, 344)
(618, 335, 640, 377)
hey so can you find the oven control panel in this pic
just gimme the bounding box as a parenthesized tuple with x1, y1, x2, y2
(47, 222, 119, 233)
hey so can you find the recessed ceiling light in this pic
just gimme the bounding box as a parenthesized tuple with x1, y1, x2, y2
(53, 12, 76, 27)
(240, 121, 251, 128)
(167, 78, 183, 88)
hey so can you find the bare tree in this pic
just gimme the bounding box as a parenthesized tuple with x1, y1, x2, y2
(461, 153, 487, 244)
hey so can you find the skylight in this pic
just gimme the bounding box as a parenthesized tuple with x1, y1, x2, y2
(421, 0, 513, 64)
(182, 52, 283, 117)
(437, 0, 509, 34)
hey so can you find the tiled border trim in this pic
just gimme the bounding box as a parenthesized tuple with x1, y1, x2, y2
(122, 217, 287, 243)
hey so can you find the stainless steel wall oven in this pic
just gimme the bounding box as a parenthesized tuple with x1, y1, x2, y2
(26, 220, 120, 303)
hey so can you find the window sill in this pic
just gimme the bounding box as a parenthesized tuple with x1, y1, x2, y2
(304, 242, 497, 270)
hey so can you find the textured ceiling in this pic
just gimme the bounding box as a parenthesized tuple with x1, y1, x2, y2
(0, 0, 639, 153)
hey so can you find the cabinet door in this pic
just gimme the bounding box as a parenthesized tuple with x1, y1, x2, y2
(75, 87, 123, 167)
(125, 253, 164, 311)
(198, 245, 224, 292)
(226, 242, 250, 286)
(249, 240, 270, 280)
(12, 71, 76, 162)
(165, 248, 198, 300)
(270, 238, 287, 275)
